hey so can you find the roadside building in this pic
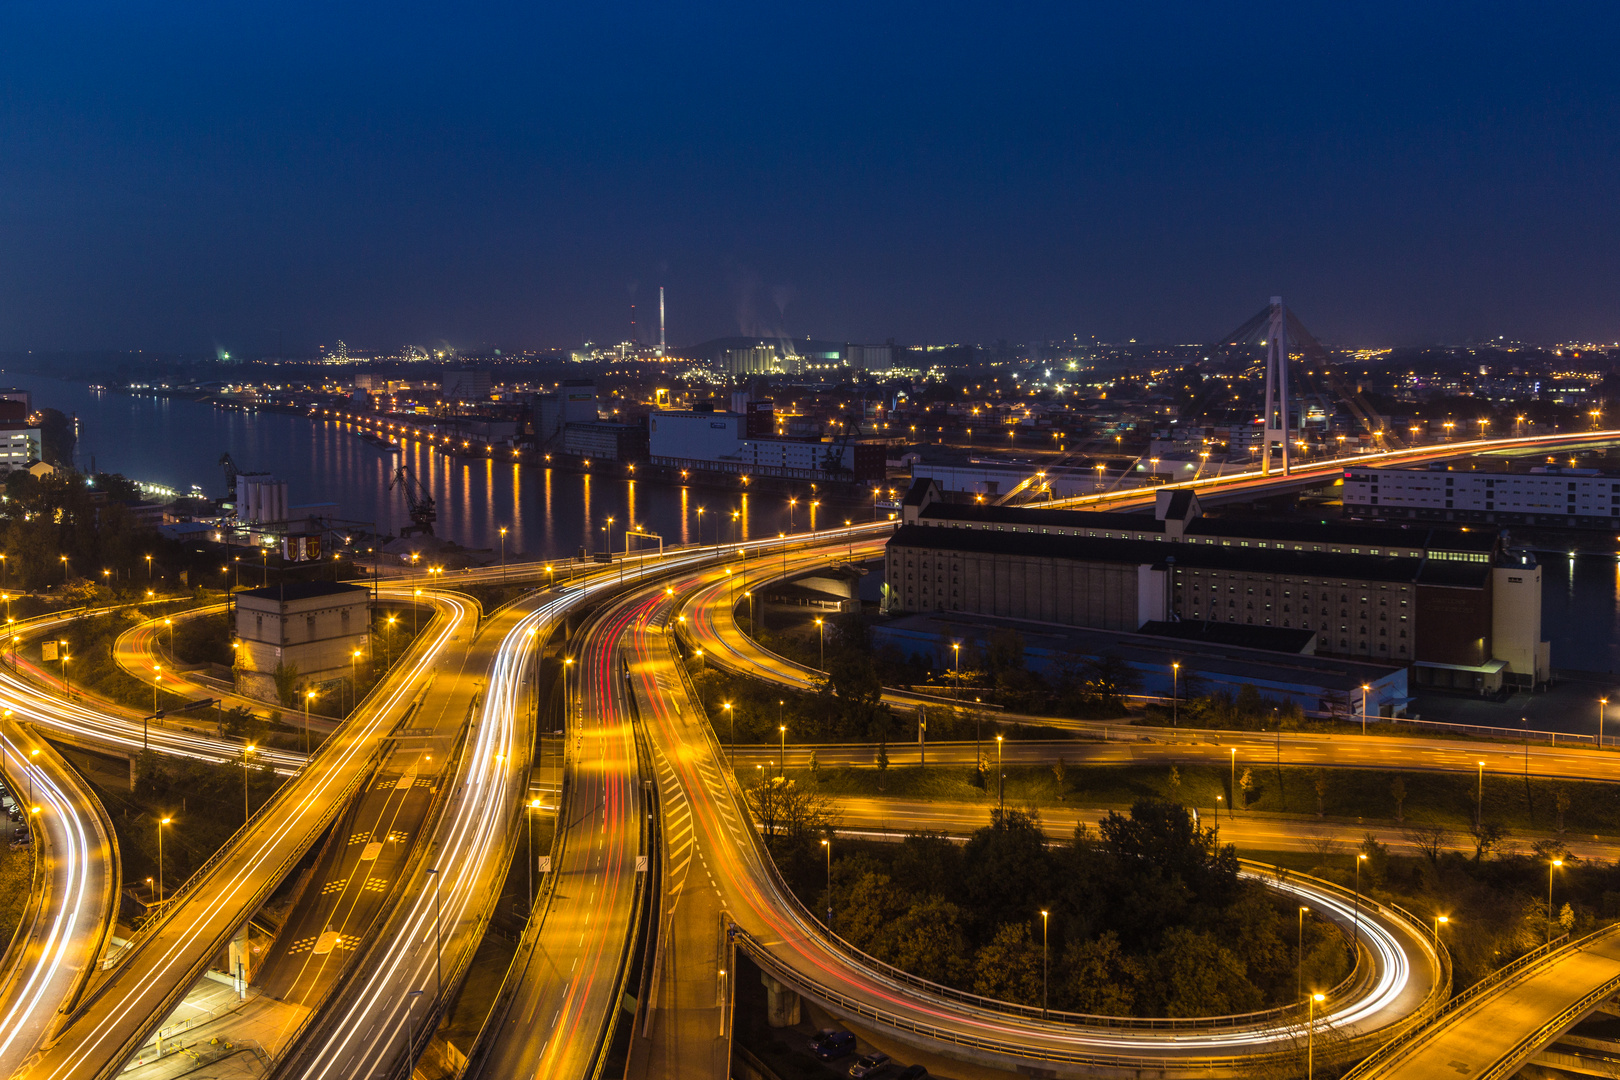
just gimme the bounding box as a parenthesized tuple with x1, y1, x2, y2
(885, 478, 1548, 692)
(233, 582, 372, 702)
(1343, 464, 1620, 529)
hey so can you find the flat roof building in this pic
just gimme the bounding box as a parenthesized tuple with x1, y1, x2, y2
(234, 581, 371, 704)
(886, 479, 1546, 692)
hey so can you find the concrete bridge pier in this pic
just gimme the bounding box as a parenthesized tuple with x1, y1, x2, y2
(228, 924, 251, 998)
(760, 972, 800, 1027)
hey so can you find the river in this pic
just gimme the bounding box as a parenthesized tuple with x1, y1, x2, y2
(3, 374, 876, 561)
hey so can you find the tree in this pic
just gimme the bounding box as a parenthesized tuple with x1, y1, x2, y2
(875, 741, 889, 790)
(1238, 767, 1253, 809)
(808, 749, 820, 782)
(1166, 765, 1181, 799)
(1390, 776, 1407, 824)
(1053, 756, 1068, 800)
(272, 661, 302, 708)
(1060, 932, 1143, 1015)
(961, 810, 1053, 935)
(885, 896, 969, 985)
(970, 922, 1044, 1006)
(1313, 769, 1329, 818)
(1555, 789, 1570, 837)
(1404, 823, 1450, 867)
(1358, 834, 1389, 886)
(1098, 799, 1239, 904)
(1151, 927, 1262, 1017)
(1468, 820, 1507, 862)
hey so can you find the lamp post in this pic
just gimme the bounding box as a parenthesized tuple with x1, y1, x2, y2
(1355, 853, 1366, 948)
(146, 554, 152, 582)
(1297, 905, 1308, 999)
(1040, 909, 1050, 1020)
(157, 816, 172, 903)
(778, 725, 787, 778)
(499, 526, 507, 579)
(150, 667, 161, 748)
(1602, 697, 1609, 749)
(821, 838, 832, 925)
(1476, 760, 1485, 829)
(304, 689, 316, 755)
(1549, 858, 1564, 942)
(1307, 992, 1325, 1080)
(58, 643, 70, 699)
(815, 617, 825, 669)
(526, 800, 540, 911)
(723, 702, 734, 772)
(1433, 913, 1448, 952)
(1361, 682, 1370, 735)
(995, 734, 1004, 815)
(164, 618, 173, 656)
(1171, 662, 1179, 725)
(1230, 748, 1236, 817)
(563, 656, 574, 727)
(427, 865, 443, 1000)
(952, 642, 961, 699)
(242, 745, 255, 822)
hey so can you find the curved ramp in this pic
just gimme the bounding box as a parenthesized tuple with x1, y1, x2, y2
(1348, 925, 1620, 1080)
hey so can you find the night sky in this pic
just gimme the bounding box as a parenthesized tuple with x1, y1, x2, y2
(1, 3, 1616, 353)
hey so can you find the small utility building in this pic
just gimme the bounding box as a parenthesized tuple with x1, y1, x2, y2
(235, 582, 372, 701)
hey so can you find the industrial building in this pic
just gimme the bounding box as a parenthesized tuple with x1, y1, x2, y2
(563, 420, 648, 463)
(1343, 464, 1620, 529)
(0, 423, 40, 472)
(533, 380, 600, 448)
(234, 581, 372, 702)
(648, 407, 886, 484)
(886, 479, 1548, 692)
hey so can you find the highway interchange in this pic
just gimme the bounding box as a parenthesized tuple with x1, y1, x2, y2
(6, 431, 1620, 1077)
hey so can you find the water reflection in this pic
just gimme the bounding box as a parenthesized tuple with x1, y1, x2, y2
(17, 375, 871, 559)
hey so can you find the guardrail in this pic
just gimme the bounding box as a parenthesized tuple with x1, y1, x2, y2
(1477, 964, 1620, 1080)
(1343, 925, 1617, 1080)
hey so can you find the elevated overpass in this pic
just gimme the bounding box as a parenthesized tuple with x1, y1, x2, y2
(13, 589, 473, 1080)
(1046, 428, 1620, 512)
(1347, 925, 1620, 1080)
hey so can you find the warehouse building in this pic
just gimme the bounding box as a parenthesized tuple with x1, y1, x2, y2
(1343, 464, 1620, 529)
(886, 479, 1548, 691)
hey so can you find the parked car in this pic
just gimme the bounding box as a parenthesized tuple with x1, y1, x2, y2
(848, 1051, 891, 1077)
(809, 1029, 856, 1060)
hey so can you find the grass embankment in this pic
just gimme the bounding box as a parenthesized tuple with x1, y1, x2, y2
(790, 760, 1620, 838)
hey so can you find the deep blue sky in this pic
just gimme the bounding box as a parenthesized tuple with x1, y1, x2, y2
(1, 3, 1617, 353)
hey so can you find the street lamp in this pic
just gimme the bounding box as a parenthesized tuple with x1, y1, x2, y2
(1361, 682, 1370, 735)
(821, 838, 832, 925)
(242, 745, 255, 822)
(1602, 697, 1609, 750)
(1040, 909, 1050, 1020)
(526, 800, 541, 912)
(427, 865, 443, 1000)
(779, 725, 787, 777)
(1433, 913, 1449, 952)
(304, 689, 316, 755)
(1297, 905, 1308, 999)
(1549, 858, 1564, 942)
(952, 642, 961, 699)
(1354, 853, 1367, 947)
(1307, 992, 1326, 1080)
(995, 734, 1004, 815)
(815, 617, 825, 669)
(1171, 662, 1180, 725)
(1476, 760, 1485, 828)
(723, 702, 734, 771)
(1229, 748, 1237, 817)
(157, 816, 172, 903)
(499, 526, 507, 578)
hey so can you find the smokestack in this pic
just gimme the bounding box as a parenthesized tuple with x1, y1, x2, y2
(659, 286, 666, 357)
